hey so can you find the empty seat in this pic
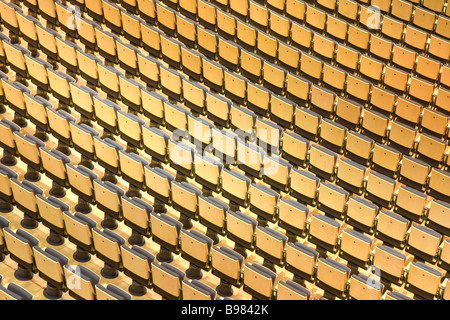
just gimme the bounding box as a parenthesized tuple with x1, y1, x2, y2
(308, 144, 338, 181)
(255, 225, 287, 270)
(278, 198, 309, 240)
(309, 85, 336, 119)
(281, 130, 309, 168)
(63, 211, 97, 262)
(150, 212, 183, 263)
(361, 109, 390, 143)
(373, 245, 407, 285)
(290, 167, 320, 206)
(406, 224, 442, 264)
(39, 148, 70, 197)
(33, 246, 69, 299)
(171, 181, 201, 229)
(336, 158, 367, 195)
(348, 273, 384, 300)
(180, 229, 213, 280)
(428, 34, 450, 62)
(426, 199, 450, 237)
(317, 182, 349, 220)
(211, 246, 244, 297)
(0, 165, 17, 211)
(119, 151, 148, 197)
(198, 195, 228, 243)
(319, 118, 347, 154)
(194, 154, 222, 194)
(375, 210, 409, 249)
(427, 168, 450, 203)
(285, 73, 311, 106)
(121, 196, 152, 244)
(181, 46, 202, 83)
(3, 228, 39, 281)
(10, 178, 43, 229)
(371, 143, 402, 179)
(364, 171, 396, 209)
(243, 263, 277, 300)
(394, 185, 427, 223)
(226, 211, 257, 257)
(216, 8, 237, 41)
(93, 137, 123, 183)
(182, 280, 216, 300)
(92, 228, 125, 279)
(394, 96, 422, 127)
(0, 282, 32, 300)
(93, 179, 125, 229)
(294, 107, 322, 142)
(277, 280, 311, 300)
(308, 213, 341, 253)
(387, 121, 417, 156)
(285, 242, 318, 283)
(144, 166, 174, 211)
(63, 265, 99, 300)
(416, 133, 446, 168)
(316, 258, 351, 299)
(121, 244, 154, 296)
(344, 131, 374, 166)
(405, 262, 443, 300)
(249, 184, 280, 226)
(66, 164, 98, 213)
(95, 284, 131, 300)
(339, 229, 373, 268)
(246, 82, 270, 117)
(345, 196, 378, 234)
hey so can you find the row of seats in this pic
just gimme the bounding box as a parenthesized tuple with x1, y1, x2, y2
(2, 0, 446, 232)
(1, 0, 449, 238)
(0, 0, 448, 302)
(3, 0, 448, 118)
(2, 0, 449, 172)
(2, 127, 450, 288)
(1, 182, 450, 301)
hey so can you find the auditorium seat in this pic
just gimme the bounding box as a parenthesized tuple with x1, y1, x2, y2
(277, 280, 310, 300)
(226, 210, 257, 258)
(394, 185, 427, 223)
(364, 171, 397, 209)
(10, 178, 43, 229)
(121, 244, 154, 296)
(0, 118, 20, 166)
(66, 164, 97, 213)
(63, 211, 97, 262)
(150, 212, 182, 262)
(281, 130, 309, 168)
(425, 199, 450, 237)
(33, 246, 69, 299)
(345, 196, 378, 234)
(405, 262, 443, 300)
(406, 224, 442, 264)
(243, 263, 277, 300)
(63, 264, 99, 300)
(255, 226, 287, 270)
(339, 229, 373, 269)
(348, 273, 384, 300)
(95, 283, 132, 300)
(309, 213, 341, 254)
(92, 227, 125, 279)
(36, 195, 68, 246)
(290, 167, 320, 206)
(336, 158, 367, 195)
(285, 241, 318, 284)
(375, 210, 409, 249)
(198, 195, 228, 243)
(371, 143, 402, 179)
(3, 227, 39, 281)
(180, 229, 212, 280)
(211, 245, 244, 297)
(278, 198, 309, 241)
(427, 168, 450, 204)
(182, 279, 216, 300)
(315, 257, 351, 299)
(373, 244, 407, 286)
(308, 144, 338, 181)
(93, 179, 125, 230)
